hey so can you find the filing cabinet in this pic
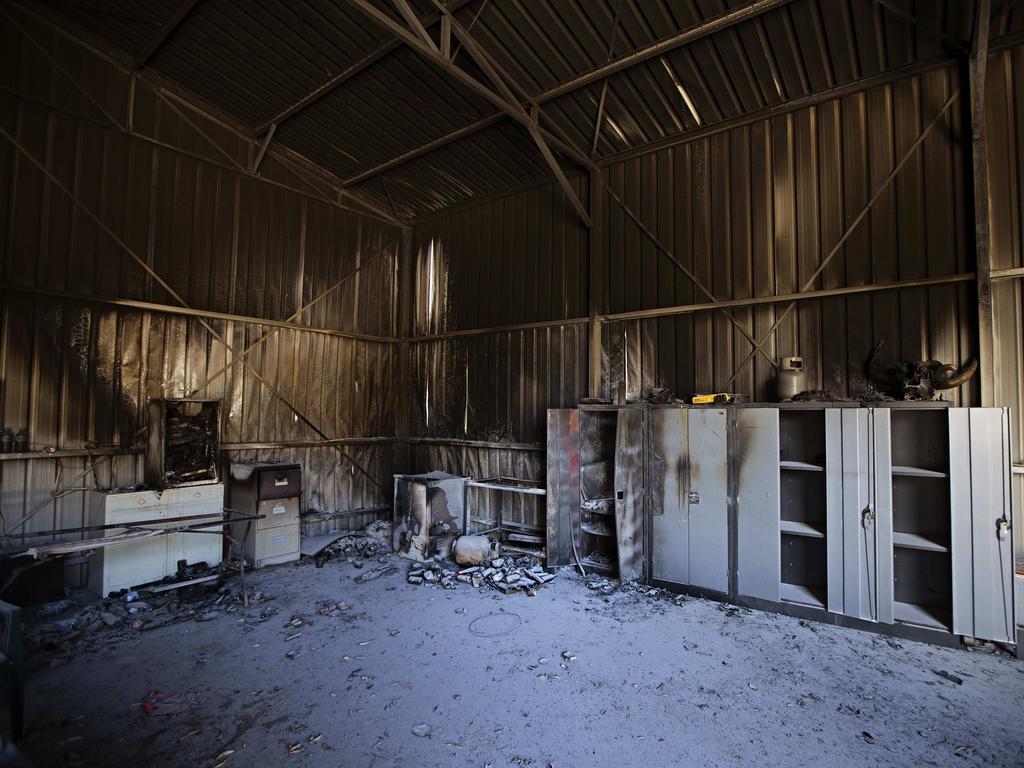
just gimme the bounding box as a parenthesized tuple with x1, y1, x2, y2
(228, 462, 302, 567)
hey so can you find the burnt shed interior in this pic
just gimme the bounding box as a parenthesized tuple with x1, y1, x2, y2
(2, 1, 1024, 766)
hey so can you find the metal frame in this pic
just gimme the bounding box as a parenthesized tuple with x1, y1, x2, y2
(346, 0, 597, 226)
(132, 0, 201, 70)
(343, 0, 794, 187)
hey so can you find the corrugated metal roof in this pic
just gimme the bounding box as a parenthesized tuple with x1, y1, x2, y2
(36, 0, 1022, 220)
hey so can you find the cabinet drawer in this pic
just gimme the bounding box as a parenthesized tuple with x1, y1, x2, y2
(252, 526, 299, 566)
(257, 497, 299, 530)
(258, 468, 302, 500)
(164, 484, 224, 506)
(100, 490, 164, 515)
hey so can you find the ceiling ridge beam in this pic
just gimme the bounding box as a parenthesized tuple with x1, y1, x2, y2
(133, 0, 201, 70)
(342, 0, 792, 187)
(347, 0, 596, 226)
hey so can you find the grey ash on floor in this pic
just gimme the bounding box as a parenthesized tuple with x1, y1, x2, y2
(21, 554, 1024, 768)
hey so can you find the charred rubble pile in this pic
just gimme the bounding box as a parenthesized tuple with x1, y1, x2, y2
(26, 579, 277, 657)
(406, 553, 557, 595)
(313, 520, 392, 568)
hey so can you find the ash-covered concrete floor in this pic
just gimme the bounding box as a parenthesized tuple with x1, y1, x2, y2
(21, 555, 1024, 768)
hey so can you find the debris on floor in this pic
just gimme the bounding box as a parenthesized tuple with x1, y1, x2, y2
(311, 520, 392, 568)
(406, 554, 557, 595)
(24, 574, 274, 660)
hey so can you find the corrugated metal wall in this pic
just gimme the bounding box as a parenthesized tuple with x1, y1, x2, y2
(986, 42, 1024, 560)
(409, 61, 992, 531)
(598, 63, 973, 404)
(0, 19, 402, 583)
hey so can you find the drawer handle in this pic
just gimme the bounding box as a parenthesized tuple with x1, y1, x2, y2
(272, 535, 286, 544)
(138, 499, 146, 505)
(272, 505, 286, 515)
(274, 476, 289, 486)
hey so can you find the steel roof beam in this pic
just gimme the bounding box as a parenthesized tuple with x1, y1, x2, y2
(132, 0, 201, 70)
(347, 0, 595, 226)
(255, 0, 474, 135)
(342, 0, 792, 187)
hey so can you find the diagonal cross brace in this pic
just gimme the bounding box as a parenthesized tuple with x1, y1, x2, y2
(722, 87, 962, 389)
(0, 124, 387, 492)
(346, 0, 594, 227)
(602, 183, 778, 372)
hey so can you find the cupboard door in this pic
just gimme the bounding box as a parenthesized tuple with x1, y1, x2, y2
(615, 407, 646, 583)
(648, 407, 688, 586)
(951, 408, 1014, 643)
(825, 409, 844, 614)
(840, 409, 887, 623)
(688, 409, 729, 593)
(736, 408, 780, 601)
(545, 409, 580, 570)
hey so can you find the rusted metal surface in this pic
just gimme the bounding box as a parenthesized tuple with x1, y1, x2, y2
(0, 20, 402, 581)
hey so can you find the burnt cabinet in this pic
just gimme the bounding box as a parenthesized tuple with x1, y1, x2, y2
(229, 462, 301, 568)
(546, 405, 645, 580)
(648, 407, 729, 594)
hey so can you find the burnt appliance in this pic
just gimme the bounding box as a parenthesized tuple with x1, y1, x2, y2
(145, 399, 220, 488)
(392, 472, 468, 562)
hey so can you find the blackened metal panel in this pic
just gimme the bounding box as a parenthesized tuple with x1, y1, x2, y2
(735, 407, 780, 601)
(545, 408, 580, 569)
(614, 405, 645, 582)
(688, 407, 729, 593)
(649, 405, 688, 585)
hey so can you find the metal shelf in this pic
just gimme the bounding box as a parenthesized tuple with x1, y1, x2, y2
(892, 531, 949, 553)
(891, 465, 948, 479)
(893, 601, 951, 631)
(780, 460, 824, 472)
(779, 520, 826, 539)
(780, 582, 826, 608)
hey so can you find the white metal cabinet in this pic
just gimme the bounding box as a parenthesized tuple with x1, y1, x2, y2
(88, 484, 224, 596)
(648, 407, 728, 593)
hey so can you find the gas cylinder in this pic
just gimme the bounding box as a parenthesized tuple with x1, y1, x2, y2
(777, 357, 807, 401)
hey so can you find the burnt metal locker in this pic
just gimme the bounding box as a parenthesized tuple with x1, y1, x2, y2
(614, 406, 646, 583)
(648, 406, 728, 594)
(545, 409, 580, 570)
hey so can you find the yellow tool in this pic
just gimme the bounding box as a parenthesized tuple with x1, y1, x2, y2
(691, 392, 740, 405)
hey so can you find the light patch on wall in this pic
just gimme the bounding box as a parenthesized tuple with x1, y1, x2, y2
(427, 239, 437, 329)
(659, 58, 702, 126)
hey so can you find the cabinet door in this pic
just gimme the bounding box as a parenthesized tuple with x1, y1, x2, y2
(688, 409, 729, 593)
(615, 407, 646, 583)
(736, 408, 780, 601)
(839, 408, 890, 623)
(648, 407, 688, 585)
(951, 408, 1014, 643)
(545, 409, 580, 570)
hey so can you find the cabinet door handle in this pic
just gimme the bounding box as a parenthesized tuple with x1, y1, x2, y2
(862, 505, 875, 525)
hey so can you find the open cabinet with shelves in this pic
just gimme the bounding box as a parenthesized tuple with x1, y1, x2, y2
(778, 409, 829, 608)
(886, 408, 954, 630)
(578, 408, 620, 577)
